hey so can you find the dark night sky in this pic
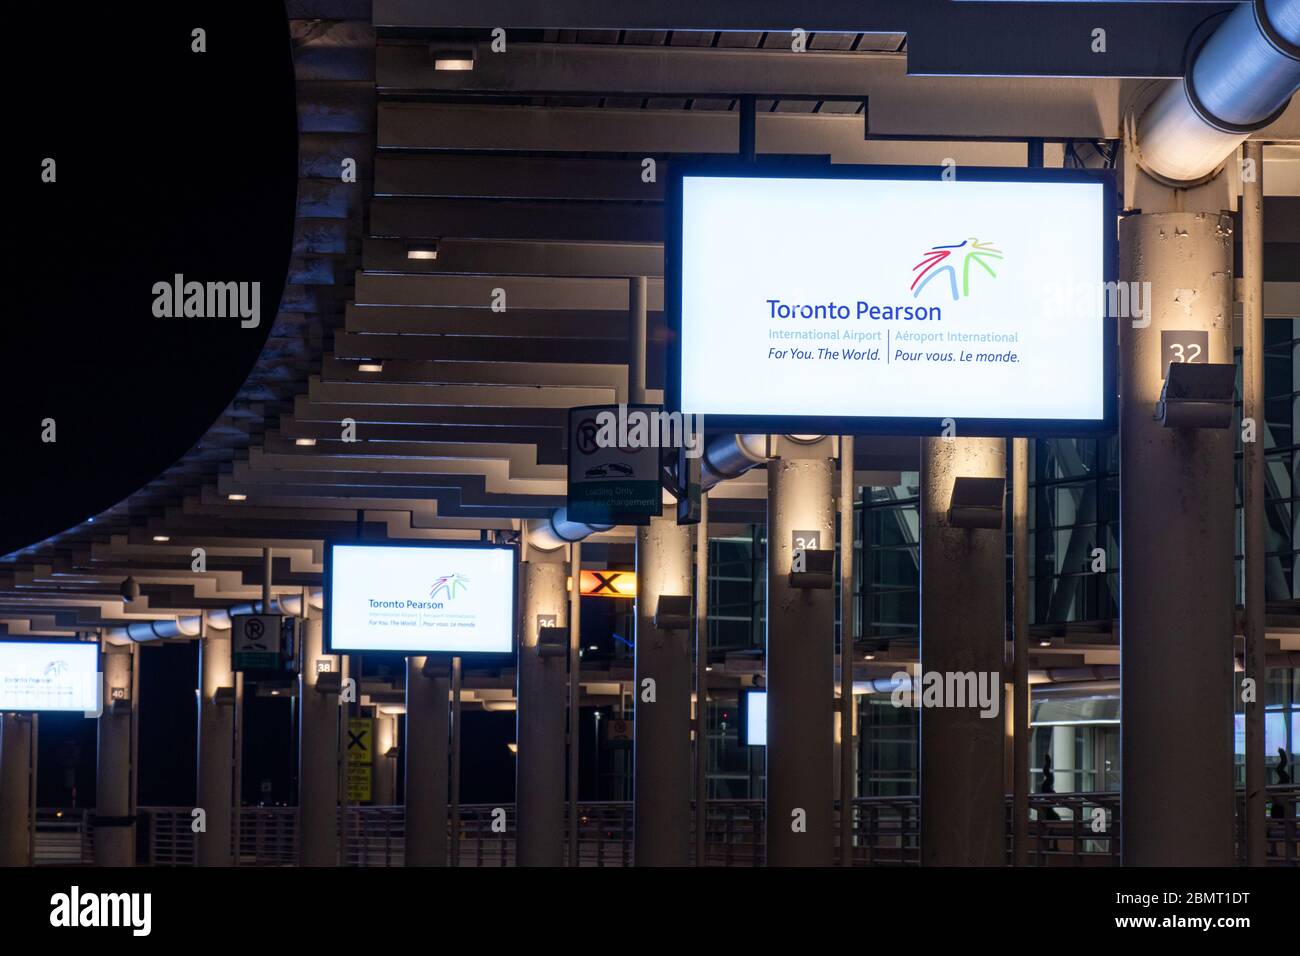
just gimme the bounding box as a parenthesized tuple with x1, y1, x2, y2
(2, 6, 298, 555)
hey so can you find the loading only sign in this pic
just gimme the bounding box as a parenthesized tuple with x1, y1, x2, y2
(567, 405, 662, 526)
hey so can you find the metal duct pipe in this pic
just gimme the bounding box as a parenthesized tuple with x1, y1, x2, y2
(1136, 0, 1300, 183)
(104, 587, 324, 644)
(525, 507, 614, 553)
(701, 434, 769, 490)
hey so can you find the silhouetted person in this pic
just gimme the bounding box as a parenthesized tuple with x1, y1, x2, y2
(1271, 748, 1291, 821)
(1039, 753, 1064, 854)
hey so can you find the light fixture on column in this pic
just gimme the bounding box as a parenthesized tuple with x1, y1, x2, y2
(431, 48, 474, 71)
(357, 362, 383, 373)
(1156, 362, 1235, 428)
(227, 493, 247, 502)
(537, 625, 569, 658)
(653, 594, 692, 630)
(294, 438, 317, 447)
(948, 476, 1006, 529)
(152, 534, 171, 542)
(788, 547, 834, 589)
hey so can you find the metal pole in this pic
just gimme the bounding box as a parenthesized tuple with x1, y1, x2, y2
(130, 641, 140, 824)
(1013, 437, 1031, 865)
(337, 655, 350, 866)
(694, 493, 710, 865)
(28, 714, 38, 866)
(1242, 140, 1267, 866)
(839, 435, 855, 866)
(233, 669, 244, 866)
(568, 541, 582, 866)
(629, 276, 648, 404)
(739, 95, 757, 162)
(450, 655, 462, 867)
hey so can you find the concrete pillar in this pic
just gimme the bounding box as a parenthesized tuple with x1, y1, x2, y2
(95, 644, 135, 866)
(920, 436, 1006, 866)
(516, 558, 567, 865)
(1120, 211, 1234, 865)
(633, 515, 694, 866)
(1241, 140, 1267, 866)
(405, 658, 449, 866)
(0, 714, 32, 865)
(372, 714, 397, 807)
(1052, 725, 1076, 793)
(298, 616, 340, 865)
(766, 452, 836, 866)
(196, 629, 235, 866)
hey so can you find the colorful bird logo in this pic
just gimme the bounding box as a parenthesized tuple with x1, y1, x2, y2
(911, 238, 1003, 301)
(429, 573, 470, 601)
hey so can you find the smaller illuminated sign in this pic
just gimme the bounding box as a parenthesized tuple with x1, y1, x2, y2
(579, 569, 636, 599)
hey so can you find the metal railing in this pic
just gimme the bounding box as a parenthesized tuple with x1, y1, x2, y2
(35, 786, 1300, 867)
(33, 808, 94, 865)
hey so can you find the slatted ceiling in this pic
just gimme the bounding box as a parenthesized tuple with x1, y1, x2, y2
(362, 240, 664, 279)
(716, 32, 763, 49)
(4, 12, 930, 639)
(576, 29, 623, 44)
(375, 154, 657, 201)
(623, 30, 669, 45)
(335, 332, 628, 364)
(355, 272, 664, 310)
(344, 302, 636, 336)
(369, 198, 663, 244)
(668, 30, 719, 47)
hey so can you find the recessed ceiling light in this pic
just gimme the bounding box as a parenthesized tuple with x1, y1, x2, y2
(294, 438, 317, 447)
(152, 535, 170, 542)
(405, 243, 439, 260)
(358, 363, 383, 373)
(228, 493, 247, 502)
(433, 50, 474, 71)
(1039, 639, 1052, 647)
(864, 653, 875, 660)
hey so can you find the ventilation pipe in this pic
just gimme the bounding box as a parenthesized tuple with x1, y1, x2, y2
(1136, 0, 1300, 183)
(103, 587, 324, 644)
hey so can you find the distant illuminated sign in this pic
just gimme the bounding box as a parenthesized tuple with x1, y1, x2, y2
(325, 542, 517, 656)
(579, 569, 636, 599)
(0, 641, 100, 713)
(741, 689, 767, 747)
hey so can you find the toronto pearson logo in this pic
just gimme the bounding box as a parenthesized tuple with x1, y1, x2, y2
(429, 573, 470, 602)
(911, 238, 1003, 301)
